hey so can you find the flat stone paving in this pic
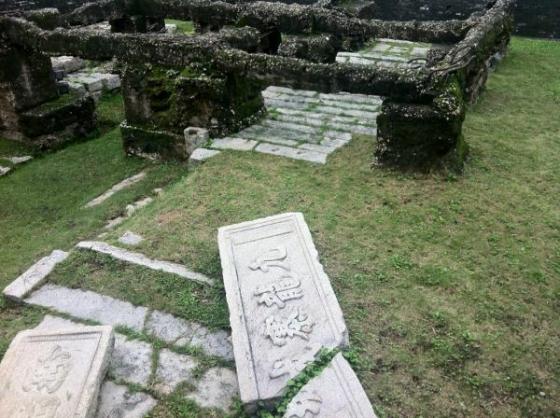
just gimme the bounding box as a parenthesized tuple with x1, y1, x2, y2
(84, 172, 146, 208)
(0, 325, 114, 418)
(208, 86, 380, 164)
(218, 212, 348, 409)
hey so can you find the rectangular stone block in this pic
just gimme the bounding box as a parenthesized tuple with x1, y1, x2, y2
(218, 212, 348, 410)
(283, 353, 377, 418)
(0, 326, 114, 418)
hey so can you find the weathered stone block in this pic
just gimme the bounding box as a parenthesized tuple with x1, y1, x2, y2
(218, 212, 348, 410)
(278, 34, 340, 63)
(121, 122, 188, 160)
(184, 126, 209, 154)
(0, 326, 114, 418)
(283, 353, 377, 418)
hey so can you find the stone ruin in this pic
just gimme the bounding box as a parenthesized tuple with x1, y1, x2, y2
(0, 0, 514, 169)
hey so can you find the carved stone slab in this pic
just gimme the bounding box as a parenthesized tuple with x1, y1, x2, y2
(0, 326, 114, 418)
(283, 353, 377, 418)
(218, 212, 348, 409)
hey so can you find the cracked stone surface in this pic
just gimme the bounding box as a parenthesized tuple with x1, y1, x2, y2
(76, 241, 214, 285)
(25, 284, 148, 331)
(110, 334, 153, 387)
(96, 381, 156, 418)
(154, 349, 198, 394)
(3, 249, 69, 301)
(186, 367, 239, 412)
(210, 86, 379, 164)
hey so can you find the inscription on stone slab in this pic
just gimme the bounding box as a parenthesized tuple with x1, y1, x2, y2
(218, 212, 348, 408)
(283, 353, 377, 418)
(0, 326, 114, 418)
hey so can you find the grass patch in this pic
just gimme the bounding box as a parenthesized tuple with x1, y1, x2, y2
(165, 19, 196, 35)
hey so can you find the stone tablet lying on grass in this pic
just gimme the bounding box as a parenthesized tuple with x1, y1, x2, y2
(283, 353, 377, 418)
(218, 212, 348, 410)
(0, 326, 114, 418)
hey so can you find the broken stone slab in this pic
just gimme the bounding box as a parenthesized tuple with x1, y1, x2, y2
(125, 196, 153, 217)
(118, 231, 144, 246)
(0, 166, 11, 176)
(25, 284, 148, 331)
(84, 171, 146, 208)
(2, 249, 69, 302)
(154, 349, 197, 394)
(3, 155, 33, 164)
(189, 148, 221, 165)
(185, 367, 239, 412)
(96, 381, 157, 418)
(145, 310, 234, 361)
(76, 241, 214, 286)
(283, 353, 377, 418)
(218, 212, 348, 409)
(0, 325, 114, 418)
(110, 334, 153, 387)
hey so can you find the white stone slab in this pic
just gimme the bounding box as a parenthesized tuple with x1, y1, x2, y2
(189, 147, 221, 165)
(0, 165, 11, 176)
(185, 367, 239, 411)
(25, 284, 148, 331)
(255, 143, 327, 164)
(218, 212, 348, 409)
(3, 249, 69, 301)
(125, 196, 153, 217)
(118, 231, 144, 246)
(76, 241, 214, 286)
(110, 335, 153, 386)
(4, 155, 33, 164)
(211, 137, 258, 151)
(84, 172, 146, 208)
(96, 381, 156, 418)
(0, 325, 114, 418)
(283, 353, 377, 418)
(154, 349, 197, 394)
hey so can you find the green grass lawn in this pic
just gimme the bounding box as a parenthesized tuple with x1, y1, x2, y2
(1, 37, 559, 417)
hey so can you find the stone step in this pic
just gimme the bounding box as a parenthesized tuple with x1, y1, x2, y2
(262, 119, 321, 135)
(25, 284, 234, 360)
(254, 142, 327, 164)
(265, 94, 381, 112)
(273, 108, 377, 129)
(240, 125, 322, 144)
(76, 241, 213, 285)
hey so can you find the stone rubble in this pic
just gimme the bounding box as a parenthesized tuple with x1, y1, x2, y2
(2, 249, 69, 301)
(84, 172, 146, 208)
(3, 155, 33, 164)
(76, 241, 214, 285)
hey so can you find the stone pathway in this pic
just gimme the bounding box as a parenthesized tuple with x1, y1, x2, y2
(336, 38, 432, 69)
(34, 314, 239, 416)
(198, 86, 381, 165)
(76, 241, 214, 285)
(84, 171, 146, 208)
(0, 166, 10, 176)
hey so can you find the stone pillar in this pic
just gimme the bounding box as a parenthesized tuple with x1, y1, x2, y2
(121, 63, 264, 160)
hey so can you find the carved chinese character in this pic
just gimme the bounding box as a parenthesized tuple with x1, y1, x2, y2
(23, 344, 72, 394)
(285, 390, 322, 417)
(254, 276, 303, 309)
(269, 343, 322, 379)
(263, 308, 314, 346)
(249, 246, 290, 272)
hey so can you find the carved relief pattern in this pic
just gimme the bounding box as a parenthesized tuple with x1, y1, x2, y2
(269, 343, 322, 379)
(22, 344, 72, 394)
(249, 246, 290, 272)
(263, 308, 315, 346)
(254, 276, 303, 309)
(284, 390, 322, 417)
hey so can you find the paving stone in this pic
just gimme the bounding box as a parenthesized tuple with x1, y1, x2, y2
(3, 249, 69, 301)
(4, 155, 32, 164)
(26, 284, 148, 331)
(263, 119, 320, 134)
(218, 213, 348, 408)
(119, 231, 144, 246)
(189, 147, 221, 165)
(185, 367, 239, 412)
(211, 137, 258, 151)
(154, 349, 197, 394)
(76, 241, 214, 285)
(0, 325, 114, 418)
(125, 196, 153, 217)
(299, 143, 338, 154)
(324, 131, 352, 142)
(110, 334, 153, 386)
(235, 129, 300, 147)
(0, 165, 11, 176)
(255, 143, 327, 164)
(96, 381, 157, 418)
(35, 314, 80, 331)
(105, 216, 127, 229)
(188, 327, 234, 361)
(85, 171, 146, 208)
(283, 353, 377, 418)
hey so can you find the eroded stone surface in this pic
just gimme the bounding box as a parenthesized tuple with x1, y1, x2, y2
(283, 353, 377, 418)
(84, 172, 146, 208)
(0, 326, 114, 418)
(118, 231, 144, 246)
(110, 335, 153, 386)
(96, 381, 156, 418)
(154, 349, 197, 394)
(218, 212, 348, 408)
(76, 241, 214, 285)
(186, 367, 239, 412)
(0, 166, 11, 176)
(189, 147, 221, 165)
(25, 284, 148, 331)
(3, 249, 69, 301)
